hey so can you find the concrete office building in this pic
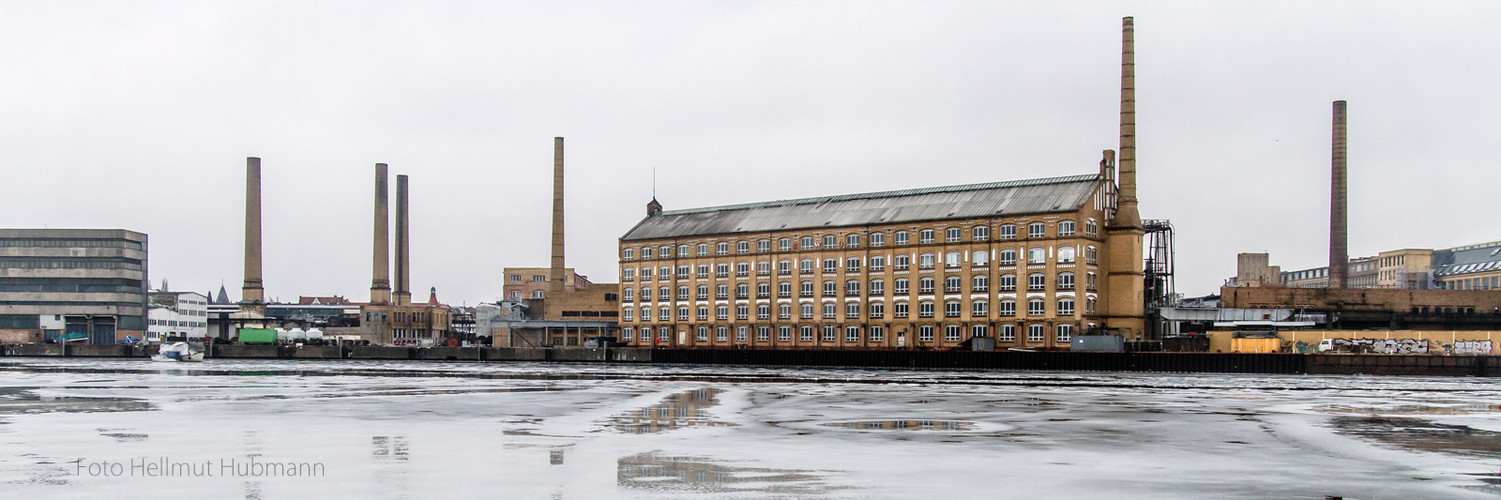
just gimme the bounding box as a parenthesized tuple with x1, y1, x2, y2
(0, 229, 149, 344)
(146, 288, 209, 342)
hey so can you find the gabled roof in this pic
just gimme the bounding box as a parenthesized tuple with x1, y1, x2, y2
(621, 174, 1103, 242)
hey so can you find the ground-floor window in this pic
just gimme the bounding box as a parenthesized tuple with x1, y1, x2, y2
(918, 325, 934, 342)
(870, 325, 884, 342)
(998, 324, 1015, 342)
(1027, 324, 1045, 342)
(1057, 324, 1074, 343)
(944, 325, 961, 342)
(845, 326, 860, 343)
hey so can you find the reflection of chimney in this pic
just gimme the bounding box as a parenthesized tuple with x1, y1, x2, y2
(241, 157, 265, 306)
(370, 163, 391, 305)
(1329, 100, 1349, 288)
(393, 174, 411, 305)
(550, 137, 566, 294)
(1112, 16, 1142, 229)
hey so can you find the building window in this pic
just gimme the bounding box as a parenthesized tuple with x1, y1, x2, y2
(870, 302, 885, 318)
(895, 278, 910, 295)
(696, 306, 709, 320)
(1086, 219, 1098, 237)
(973, 226, 990, 242)
(659, 327, 670, 342)
(998, 224, 1017, 240)
(972, 300, 988, 317)
(822, 234, 836, 248)
(779, 282, 792, 297)
(870, 233, 885, 247)
(821, 258, 836, 273)
(998, 324, 1015, 341)
(800, 236, 815, 249)
(846, 326, 861, 342)
(944, 251, 961, 268)
(696, 243, 709, 256)
(942, 275, 960, 293)
(895, 231, 910, 245)
(919, 229, 935, 244)
(870, 279, 885, 295)
(998, 249, 1017, 266)
(1086, 246, 1098, 264)
(945, 325, 961, 342)
(778, 260, 792, 275)
(973, 275, 989, 292)
(660, 266, 671, 279)
(894, 255, 910, 270)
(736, 263, 749, 277)
(623, 288, 635, 302)
(716, 264, 729, 278)
(678, 245, 690, 257)
(757, 239, 770, 252)
(757, 283, 771, 298)
(919, 301, 935, 318)
(757, 304, 770, 319)
(918, 325, 934, 342)
(1086, 297, 1097, 314)
(697, 284, 710, 299)
(1028, 222, 1046, 238)
(944, 300, 961, 317)
(1028, 273, 1046, 291)
(779, 326, 792, 342)
(1027, 248, 1046, 265)
(919, 277, 935, 294)
(800, 281, 814, 296)
(1027, 298, 1045, 316)
(757, 261, 771, 276)
(1086, 272, 1097, 291)
(640, 307, 653, 321)
(623, 268, 635, 282)
(779, 238, 792, 251)
(736, 326, 747, 342)
(1058, 220, 1075, 236)
(823, 281, 837, 296)
(1027, 324, 1045, 342)
(1058, 247, 1076, 264)
(737, 304, 749, 320)
(846, 280, 861, 295)
(696, 327, 709, 342)
(641, 287, 652, 301)
(846, 257, 861, 273)
(623, 249, 635, 261)
(532, 290, 545, 298)
(945, 227, 962, 242)
(1057, 324, 1074, 342)
(696, 264, 710, 277)
(800, 326, 814, 342)
(870, 325, 885, 342)
(1058, 298, 1075, 315)
(716, 242, 729, 255)
(716, 284, 728, 299)
(919, 253, 935, 269)
(1058, 272, 1075, 290)
(623, 327, 634, 341)
(823, 303, 837, 319)
(716, 305, 729, 320)
(737, 241, 749, 254)
(894, 301, 909, 318)
(641, 247, 653, 259)
(820, 326, 836, 343)
(869, 256, 886, 271)
(778, 303, 792, 319)
(801, 303, 814, 319)
(678, 286, 690, 300)
(758, 326, 770, 341)
(846, 302, 860, 319)
(971, 250, 989, 267)
(735, 283, 749, 299)
(847, 234, 861, 248)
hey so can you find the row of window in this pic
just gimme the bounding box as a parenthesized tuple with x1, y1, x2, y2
(619, 323, 1075, 343)
(148, 319, 205, 328)
(623, 296, 1094, 322)
(1443, 276, 1499, 290)
(623, 272, 1097, 302)
(622, 220, 1101, 260)
(0, 258, 144, 270)
(0, 238, 144, 250)
(621, 247, 1098, 282)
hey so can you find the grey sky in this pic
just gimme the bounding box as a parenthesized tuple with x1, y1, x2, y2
(3, 1, 1497, 305)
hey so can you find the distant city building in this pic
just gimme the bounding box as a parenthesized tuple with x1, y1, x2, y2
(502, 267, 590, 301)
(1230, 239, 1501, 291)
(266, 295, 358, 325)
(146, 287, 208, 342)
(0, 229, 148, 344)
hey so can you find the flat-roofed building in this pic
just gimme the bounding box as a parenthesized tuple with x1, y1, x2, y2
(0, 229, 148, 344)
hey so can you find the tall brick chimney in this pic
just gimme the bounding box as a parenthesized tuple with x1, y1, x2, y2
(1112, 16, 1142, 229)
(370, 163, 391, 305)
(241, 157, 265, 308)
(393, 174, 411, 306)
(550, 137, 566, 295)
(1328, 100, 1349, 288)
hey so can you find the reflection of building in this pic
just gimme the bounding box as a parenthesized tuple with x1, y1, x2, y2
(616, 452, 826, 495)
(0, 229, 149, 344)
(146, 287, 208, 341)
(609, 388, 721, 434)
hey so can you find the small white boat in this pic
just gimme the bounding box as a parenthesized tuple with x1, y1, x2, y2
(152, 342, 205, 362)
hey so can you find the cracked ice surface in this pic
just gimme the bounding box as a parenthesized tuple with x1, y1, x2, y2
(0, 358, 1498, 499)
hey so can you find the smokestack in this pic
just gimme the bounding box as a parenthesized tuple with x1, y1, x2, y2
(550, 137, 566, 294)
(241, 157, 265, 306)
(1113, 16, 1142, 229)
(393, 174, 411, 305)
(370, 163, 391, 305)
(1329, 100, 1349, 288)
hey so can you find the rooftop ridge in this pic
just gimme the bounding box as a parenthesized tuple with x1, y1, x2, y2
(656, 173, 1102, 217)
(1448, 240, 1501, 253)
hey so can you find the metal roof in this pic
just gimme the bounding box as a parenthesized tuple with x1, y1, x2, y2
(622, 174, 1103, 241)
(1434, 240, 1501, 277)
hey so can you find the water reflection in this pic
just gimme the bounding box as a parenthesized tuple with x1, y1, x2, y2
(822, 419, 974, 431)
(609, 388, 732, 434)
(1330, 416, 1501, 459)
(617, 452, 839, 495)
(0, 388, 153, 415)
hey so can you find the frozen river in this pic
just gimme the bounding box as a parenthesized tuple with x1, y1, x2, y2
(1, 358, 1498, 499)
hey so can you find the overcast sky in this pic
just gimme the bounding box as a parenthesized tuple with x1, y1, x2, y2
(3, 1, 1498, 306)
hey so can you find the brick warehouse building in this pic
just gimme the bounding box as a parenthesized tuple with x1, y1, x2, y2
(615, 158, 1145, 350)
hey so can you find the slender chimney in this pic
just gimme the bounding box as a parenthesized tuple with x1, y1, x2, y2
(370, 163, 392, 305)
(1112, 16, 1142, 229)
(241, 157, 265, 307)
(1329, 100, 1349, 288)
(393, 174, 411, 305)
(550, 137, 566, 294)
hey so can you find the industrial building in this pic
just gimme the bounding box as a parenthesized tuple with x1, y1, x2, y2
(1231, 240, 1501, 292)
(146, 287, 208, 342)
(615, 19, 1149, 350)
(0, 228, 149, 344)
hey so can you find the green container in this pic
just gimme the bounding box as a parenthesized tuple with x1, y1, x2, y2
(238, 328, 278, 344)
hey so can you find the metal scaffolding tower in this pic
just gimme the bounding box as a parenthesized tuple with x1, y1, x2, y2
(1143, 219, 1175, 340)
